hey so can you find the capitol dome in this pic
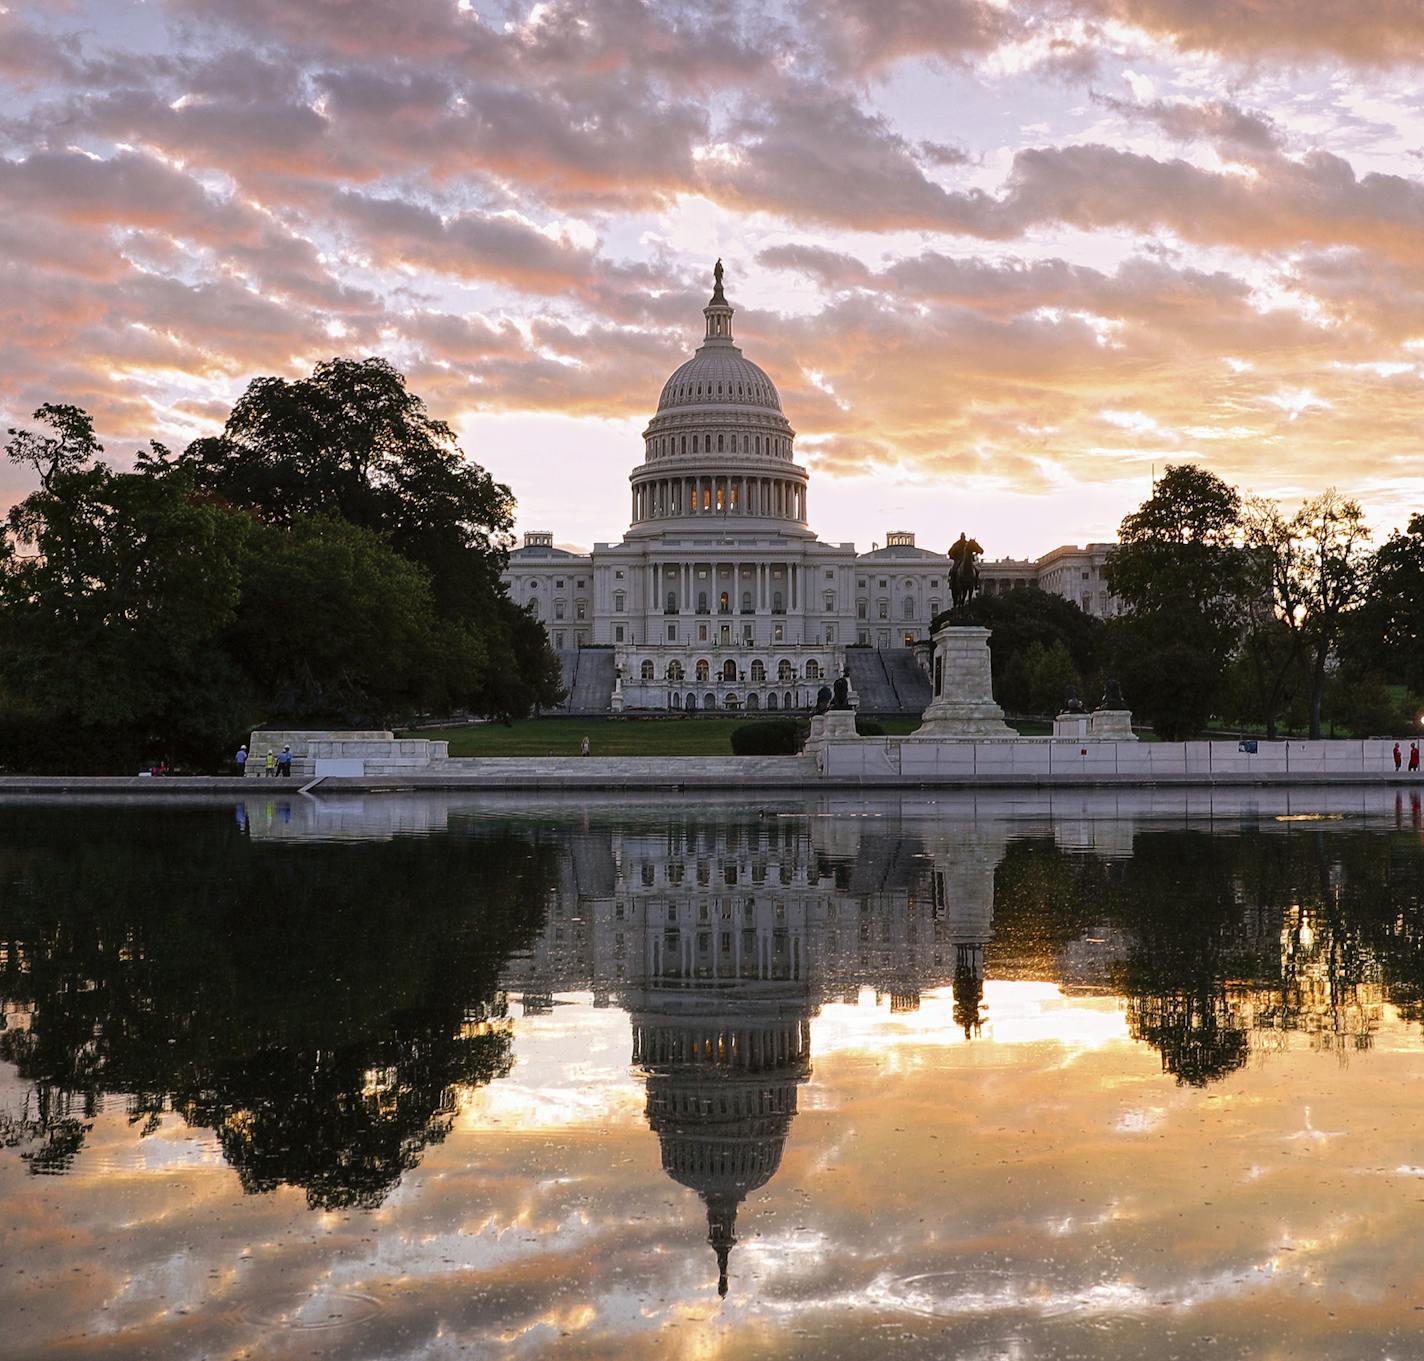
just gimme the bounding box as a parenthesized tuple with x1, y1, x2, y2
(629, 262, 808, 535)
(656, 350, 782, 413)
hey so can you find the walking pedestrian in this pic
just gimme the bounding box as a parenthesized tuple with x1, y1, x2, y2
(264, 749, 276, 778)
(1411, 742, 1421, 774)
(278, 745, 292, 778)
(235, 744, 248, 777)
(1394, 742, 1403, 771)
(579, 735, 591, 757)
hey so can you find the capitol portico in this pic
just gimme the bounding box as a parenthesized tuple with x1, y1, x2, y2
(504, 265, 1118, 714)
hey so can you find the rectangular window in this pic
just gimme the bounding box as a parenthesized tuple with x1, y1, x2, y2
(615, 625, 625, 642)
(555, 579, 565, 589)
(857, 578, 866, 589)
(576, 578, 586, 588)
(575, 601, 586, 620)
(857, 601, 867, 620)
(878, 578, 887, 588)
(554, 602, 566, 619)
(878, 602, 888, 619)
(825, 570, 834, 580)
(823, 592, 835, 611)
(773, 624, 785, 642)
(614, 570, 624, 579)
(667, 624, 677, 642)
(825, 624, 836, 644)
(857, 629, 870, 646)
(698, 623, 708, 641)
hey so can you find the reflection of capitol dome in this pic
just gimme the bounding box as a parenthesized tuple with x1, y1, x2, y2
(632, 997, 811, 1297)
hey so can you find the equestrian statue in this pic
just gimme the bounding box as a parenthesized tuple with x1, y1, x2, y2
(947, 531, 983, 610)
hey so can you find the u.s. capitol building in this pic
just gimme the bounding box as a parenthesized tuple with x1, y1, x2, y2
(502, 265, 1116, 714)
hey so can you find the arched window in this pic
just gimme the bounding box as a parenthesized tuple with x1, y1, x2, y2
(671, 691, 682, 709)
(641, 660, 655, 681)
(667, 660, 684, 681)
(772, 591, 784, 613)
(666, 590, 677, 613)
(722, 659, 737, 681)
(767, 692, 778, 710)
(719, 591, 730, 614)
(784, 690, 793, 709)
(903, 596, 915, 619)
(697, 591, 708, 614)
(717, 433, 724, 452)
(805, 660, 820, 680)
(741, 591, 752, 613)
(704, 692, 716, 710)
(695, 659, 710, 682)
(750, 660, 766, 682)
(681, 436, 687, 454)
(747, 693, 760, 710)
(723, 693, 739, 709)
(686, 692, 697, 710)
(755, 436, 762, 454)
(692, 434, 700, 453)
(778, 660, 793, 682)
(529, 598, 540, 617)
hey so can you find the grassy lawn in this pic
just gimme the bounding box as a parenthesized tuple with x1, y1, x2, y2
(403, 714, 1050, 757)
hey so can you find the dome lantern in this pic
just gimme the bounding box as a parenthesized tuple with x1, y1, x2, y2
(704, 258, 734, 345)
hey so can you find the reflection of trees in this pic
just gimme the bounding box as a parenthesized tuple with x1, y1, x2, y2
(0, 807, 555, 1205)
(1111, 834, 1269, 1086)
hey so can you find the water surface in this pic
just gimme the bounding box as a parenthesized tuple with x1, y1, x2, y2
(4, 789, 1424, 1359)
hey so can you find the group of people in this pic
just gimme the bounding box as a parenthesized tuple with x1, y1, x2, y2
(234, 744, 292, 777)
(1393, 742, 1421, 772)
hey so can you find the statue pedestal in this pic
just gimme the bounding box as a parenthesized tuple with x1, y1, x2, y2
(803, 709, 857, 766)
(1091, 709, 1136, 741)
(1053, 712, 1091, 740)
(914, 626, 1015, 738)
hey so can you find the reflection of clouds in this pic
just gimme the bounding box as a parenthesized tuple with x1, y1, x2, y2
(11, 985, 1424, 1356)
(811, 982, 1131, 1059)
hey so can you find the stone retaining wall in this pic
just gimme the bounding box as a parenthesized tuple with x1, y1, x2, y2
(821, 735, 1407, 782)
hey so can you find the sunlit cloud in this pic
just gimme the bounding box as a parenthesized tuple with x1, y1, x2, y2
(0, 0, 1421, 552)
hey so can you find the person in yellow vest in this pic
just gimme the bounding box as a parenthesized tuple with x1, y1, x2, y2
(264, 750, 276, 777)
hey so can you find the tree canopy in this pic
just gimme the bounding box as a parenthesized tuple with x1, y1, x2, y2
(0, 363, 562, 772)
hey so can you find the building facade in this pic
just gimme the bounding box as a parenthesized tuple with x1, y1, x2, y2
(502, 268, 1118, 713)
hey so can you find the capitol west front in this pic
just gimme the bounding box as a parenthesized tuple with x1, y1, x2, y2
(503, 267, 1117, 713)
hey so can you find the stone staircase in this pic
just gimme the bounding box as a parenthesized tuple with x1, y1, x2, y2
(843, 649, 930, 715)
(555, 649, 618, 713)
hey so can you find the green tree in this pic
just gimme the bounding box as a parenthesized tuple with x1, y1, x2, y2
(1245, 490, 1371, 739)
(165, 357, 561, 718)
(1105, 465, 1250, 739)
(1347, 512, 1424, 693)
(229, 516, 485, 727)
(1, 420, 251, 771)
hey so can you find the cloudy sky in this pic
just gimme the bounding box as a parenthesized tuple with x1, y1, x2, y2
(2, 0, 1423, 557)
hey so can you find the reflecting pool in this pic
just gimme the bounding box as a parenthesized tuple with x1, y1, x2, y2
(5, 788, 1424, 1359)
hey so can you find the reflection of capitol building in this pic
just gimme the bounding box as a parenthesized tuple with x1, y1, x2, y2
(502, 813, 1003, 1294)
(502, 265, 1118, 715)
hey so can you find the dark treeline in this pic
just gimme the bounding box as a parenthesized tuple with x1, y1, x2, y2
(940, 464, 1423, 739)
(0, 359, 563, 773)
(0, 805, 560, 1202)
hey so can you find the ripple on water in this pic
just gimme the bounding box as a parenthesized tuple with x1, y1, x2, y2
(236, 1291, 384, 1331)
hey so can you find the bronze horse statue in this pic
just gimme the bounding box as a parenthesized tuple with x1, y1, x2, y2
(948, 532, 983, 610)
